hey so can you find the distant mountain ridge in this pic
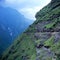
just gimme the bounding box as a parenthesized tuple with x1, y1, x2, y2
(1, 0, 60, 60)
(0, 6, 33, 56)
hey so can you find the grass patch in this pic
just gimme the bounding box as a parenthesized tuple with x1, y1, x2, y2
(51, 41, 60, 53)
(44, 20, 57, 29)
(44, 36, 54, 46)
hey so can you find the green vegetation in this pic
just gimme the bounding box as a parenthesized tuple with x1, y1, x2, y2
(46, 57, 52, 60)
(51, 41, 60, 60)
(44, 20, 57, 29)
(51, 41, 60, 53)
(26, 27, 36, 32)
(1, 33, 36, 60)
(35, 3, 60, 22)
(35, 39, 41, 46)
(44, 36, 54, 46)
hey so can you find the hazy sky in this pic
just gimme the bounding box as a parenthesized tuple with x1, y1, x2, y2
(0, 0, 51, 20)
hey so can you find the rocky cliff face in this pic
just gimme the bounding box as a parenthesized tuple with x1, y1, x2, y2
(1, 0, 60, 60)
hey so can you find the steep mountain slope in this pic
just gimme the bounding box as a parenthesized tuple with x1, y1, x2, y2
(1, 0, 60, 60)
(0, 6, 33, 56)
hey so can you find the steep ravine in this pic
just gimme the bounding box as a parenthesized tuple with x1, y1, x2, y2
(1, 0, 60, 60)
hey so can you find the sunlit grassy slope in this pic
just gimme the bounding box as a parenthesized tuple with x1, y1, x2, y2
(1, 0, 60, 60)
